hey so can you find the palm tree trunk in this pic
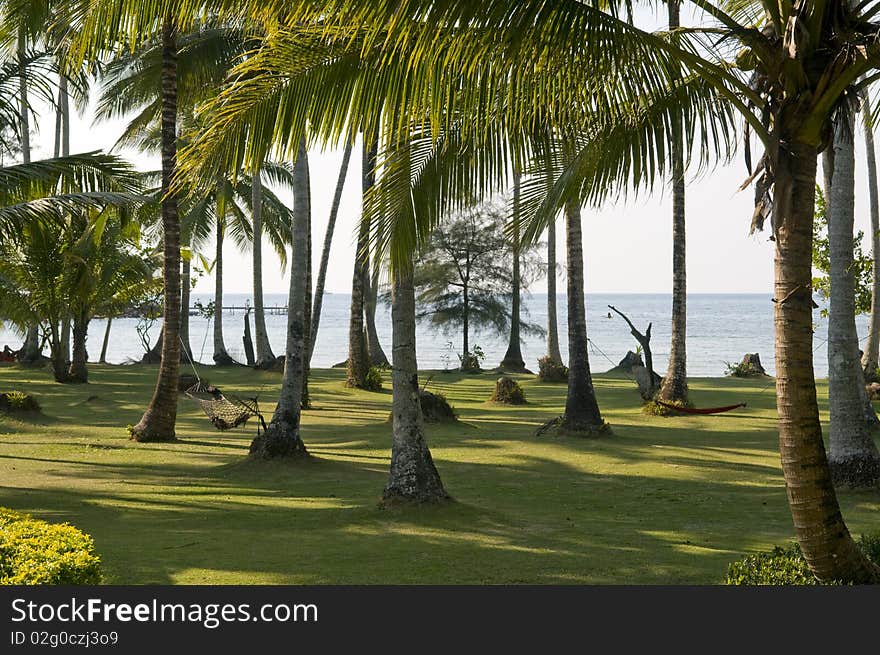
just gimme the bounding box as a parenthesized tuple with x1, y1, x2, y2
(383, 255, 448, 504)
(301, 150, 312, 409)
(68, 309, 89, 383)
(345, 140, 372, 387)
(129, 17, 181, 443)
(658, 0, 688, 403)
(99, 317, 112, 364)
(861, 88, 880, 381)
(309, 139, 353, 362)
(772, 140, 878, 582)
(500, 169, 526, 372)
(825, 130, 880, 488)
(251, 165, 276, 367)
(561, 199, 605, 433)
(546, 215, 563, 363)
(212, 218, 234, 365)
(250, 138, 310, 459)
(57, 76, 73, 367)
(18, 28, 41, 365)
(179, 254, 193, 361)
(364, 134, 389, 367)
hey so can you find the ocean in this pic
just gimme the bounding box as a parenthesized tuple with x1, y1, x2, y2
(0, 292, 856, 377)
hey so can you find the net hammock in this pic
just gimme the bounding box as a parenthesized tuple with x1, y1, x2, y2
(185, 382, 261, 431)
(179, 338, 266, 433)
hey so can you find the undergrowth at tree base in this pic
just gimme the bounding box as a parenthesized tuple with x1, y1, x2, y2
(725, 532, 880, 585)
(642, 398, 693, 417)
(535, 416, 612, 438)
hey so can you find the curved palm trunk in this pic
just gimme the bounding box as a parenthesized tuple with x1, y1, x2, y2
(500, 169, 526, 372)
(309, 139, 353, 362)
(99, 318, 112, 364)
(212, 219, 234, 365)
(772, 140, 878, 582)
(561, 199, 605, 433)
(546, 215, 562, 363)
(130, 18, 181, 443)
(383, 255, 448, 504)
(825, 130, 880, 488)
(68, 310, 89, 383)
(861, 88, 880, 381)
(179, 254, 193, 362)
(250, 138, 310, 459)
(364, 134, 389, 367)
(658, 0, 688, 403)
(345, 140, 373, 387)
(251, 166, 276, 367)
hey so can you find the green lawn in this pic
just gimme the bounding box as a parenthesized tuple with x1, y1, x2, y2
(1, 363, 878, 584)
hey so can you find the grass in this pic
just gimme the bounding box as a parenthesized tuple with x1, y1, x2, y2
(0, 362, 878, 585)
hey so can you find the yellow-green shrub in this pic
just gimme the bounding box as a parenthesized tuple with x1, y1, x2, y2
(0, 508, 102, 585)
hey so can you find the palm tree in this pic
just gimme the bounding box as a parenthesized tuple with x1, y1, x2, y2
(657, 0, 688, 404)
(249, 137, 309, 459)
(250, 164, 275, 368)
(499, 169, 528, 372)
(128, 16, 181, 442)
(345, 139, 375, 387)
(384, 251, 448, 504)
(860, 87, 880, 381)
(823, 125, 880, 488)
(0, 154, 145, 383)
(309, 137, 353, 362)
(545, 213, 563, 365)
(363, 134, 389, 368)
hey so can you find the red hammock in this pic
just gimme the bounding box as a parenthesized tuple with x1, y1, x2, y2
(656, 401, 746, 415)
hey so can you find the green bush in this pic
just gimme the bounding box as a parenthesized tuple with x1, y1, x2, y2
(536, 356, 568, 383)
(363, 366, 384, 392)
(0, 508, 102, 585)
(0, 390, 41, 413)
(725, 532, 880, 585)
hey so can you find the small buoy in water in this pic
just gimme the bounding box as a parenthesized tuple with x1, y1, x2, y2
(606, 312, 612, 319)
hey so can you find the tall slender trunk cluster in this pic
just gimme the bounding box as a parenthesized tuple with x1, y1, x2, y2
(824, 128, 880, 488)
(560, 199, 606, 434)
(383, 256, 448, 504)
(771, 139, 878, 582)
(364, 134, 389, 368)
(129, 17, 181, 443)
(545, 214, 563, 364)
(250, 138, 310, 459)
(310, 139, 353, 362)
(252, 165, 276, 368)
(346, 139, 376, 387)
(500, 170, 526, 372)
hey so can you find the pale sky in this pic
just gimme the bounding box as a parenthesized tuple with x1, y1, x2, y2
(29, 6, 870, 299)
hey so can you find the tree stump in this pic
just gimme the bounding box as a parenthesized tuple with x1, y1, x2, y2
(730, 353, 767, 377)
(490, 376, 527, 404)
